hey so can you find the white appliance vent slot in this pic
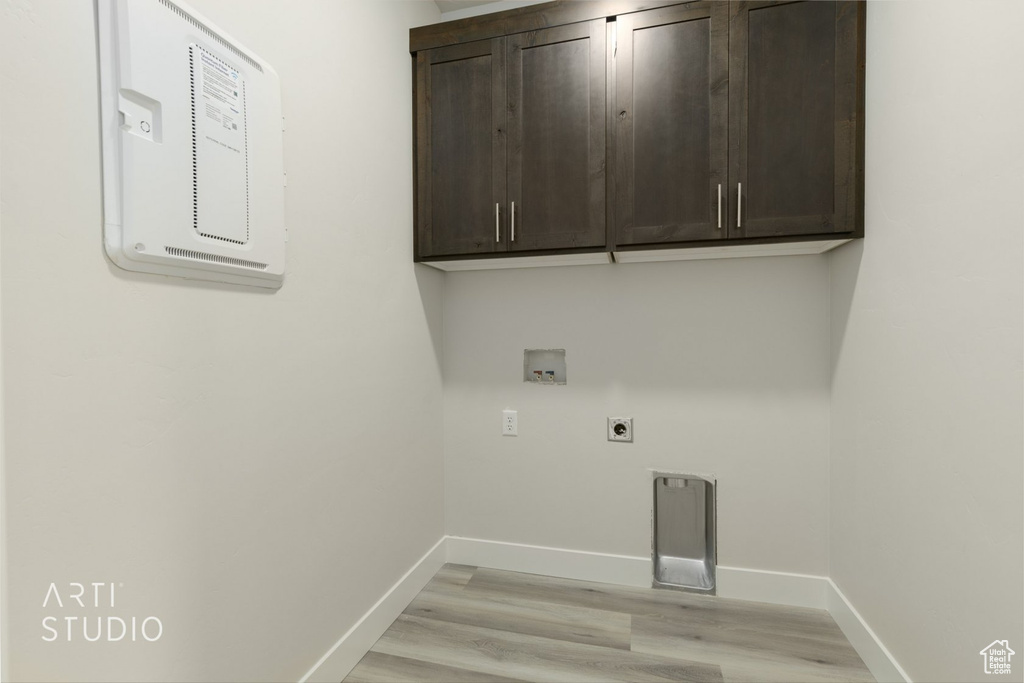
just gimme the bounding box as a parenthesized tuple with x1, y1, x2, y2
(189, 45, 250, 245)
(158, 0, 263, 72)
(165, 246, 268, 270)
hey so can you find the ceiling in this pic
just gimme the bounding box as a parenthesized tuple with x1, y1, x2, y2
(434, 0, 502, 14)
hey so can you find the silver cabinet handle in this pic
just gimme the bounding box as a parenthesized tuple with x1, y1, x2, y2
(717, 184, 722, 229)
(495, 203, 500, 242)
(511, 201, 516, 241)
(737, 183, 742, 229)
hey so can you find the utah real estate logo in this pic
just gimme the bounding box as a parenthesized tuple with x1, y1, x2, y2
(980, 640, 1014, 675)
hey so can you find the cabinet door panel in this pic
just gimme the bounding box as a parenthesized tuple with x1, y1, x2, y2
(615, 3, 728, 246)
(508, 20, 606, 252)
(730, 1, 863, 237)
(416, 39, 506, 257)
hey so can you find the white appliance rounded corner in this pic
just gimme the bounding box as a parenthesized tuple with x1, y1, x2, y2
(97, 0, 286, 291)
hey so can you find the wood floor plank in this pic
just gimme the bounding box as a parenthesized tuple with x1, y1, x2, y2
(421, 563, 476, 595)
(631, 613, 873, 683)
(408, 582, 632, 650)
(465, 569, 845, 642)
(716, 661, 874, 683)
(344, 566, 874, 683)
(373, 614, 724, 683)
(345, 651, 526, 683)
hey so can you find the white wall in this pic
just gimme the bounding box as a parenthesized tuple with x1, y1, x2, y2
(829, 1, 1024, 681)
(0, 64, 7, 682)
(444, 257, 832, 575)
(5, 1, 1022, 681)
(435, 0, 547, 22)
(0, 0, 443, 680)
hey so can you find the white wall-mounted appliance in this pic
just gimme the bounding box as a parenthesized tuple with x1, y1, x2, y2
(98, 0, 286, 289)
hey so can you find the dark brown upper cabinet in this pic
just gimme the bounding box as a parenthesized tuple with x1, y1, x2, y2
(415, 38, 506, 258)
(414, 20, 606, 260)
(614, 2, 729, 247)
(729, 0, 865, 239)
(411, 1, 865, 266)
(508, 20, 606, 252)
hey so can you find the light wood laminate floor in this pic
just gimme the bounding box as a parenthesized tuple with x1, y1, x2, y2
(345, 565, 874, 683)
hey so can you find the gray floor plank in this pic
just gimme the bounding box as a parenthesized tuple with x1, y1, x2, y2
(409, 582, 632, 650)
(422, 563, 476, 595)
(715, 661, 874, 683)
(465, 568, 845, 642)
(343, 565, 874, 683)
(345, 651, 526, 683)
(374, 614, 723, 683)
(631, 613, 873, 683)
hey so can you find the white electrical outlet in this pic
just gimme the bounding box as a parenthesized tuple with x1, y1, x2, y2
(502, 409, 518, 436)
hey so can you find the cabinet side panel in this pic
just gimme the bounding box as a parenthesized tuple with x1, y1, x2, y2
(415, 52, 431, 258)
(834, 0, 865, 235)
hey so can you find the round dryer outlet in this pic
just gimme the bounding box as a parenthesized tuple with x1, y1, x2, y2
(608, 417, 633, 442)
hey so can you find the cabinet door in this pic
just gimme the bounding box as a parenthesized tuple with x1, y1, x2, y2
(729, 1, 864, 238)
(507, 20, 606, 252)
(416, 39, 507, 258)
(614, 3, 729, 246)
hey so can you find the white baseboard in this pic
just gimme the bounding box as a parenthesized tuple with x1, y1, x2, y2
(446, 536, 830, 610)
(298, 537, 448, 683)
(716, 565, 829, 609)
(827, 579, 911, 683)
(300, 536, 907, 683)
(446, 536, 652, 587)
